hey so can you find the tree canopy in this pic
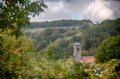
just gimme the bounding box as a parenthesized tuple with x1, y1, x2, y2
(26, 19, 93, 28)
(0, 0, 47, 37)
(0, 0, 47, 78)
(95, 35, 120, 63)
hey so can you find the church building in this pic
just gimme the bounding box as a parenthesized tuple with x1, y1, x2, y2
(74, 43, 95, 65)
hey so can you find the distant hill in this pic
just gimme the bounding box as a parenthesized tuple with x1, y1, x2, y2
(26, 19, 93, 28)
(24, 18, 120, 59)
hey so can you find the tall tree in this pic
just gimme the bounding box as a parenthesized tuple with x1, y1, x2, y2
(0, 0, 47, 78)
(95, 35, 120, 63)
(0, 0, 47, 36)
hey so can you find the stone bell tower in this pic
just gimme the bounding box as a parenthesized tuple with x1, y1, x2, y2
(74, 43, 82, 62)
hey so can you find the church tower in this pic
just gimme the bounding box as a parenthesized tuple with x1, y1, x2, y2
(74, 43, 82, 62)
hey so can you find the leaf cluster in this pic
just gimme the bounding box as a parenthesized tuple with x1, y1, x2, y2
(0, 0, 47, 37)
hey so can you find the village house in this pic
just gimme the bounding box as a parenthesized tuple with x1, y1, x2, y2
(74, 43, 95, 65)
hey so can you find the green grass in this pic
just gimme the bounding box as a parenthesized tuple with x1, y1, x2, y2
(23, 26, 79, 33)
(23, 28, 45, 33)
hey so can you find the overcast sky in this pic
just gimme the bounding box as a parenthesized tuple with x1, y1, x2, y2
(30, 0, 120, 23)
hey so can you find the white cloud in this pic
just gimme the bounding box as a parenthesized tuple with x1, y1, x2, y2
(0, 0, 2, 3)
(30, 0, 120, 23)
(84, 0, 113, 23)
(108, 0, 120, 19)
(30, 0, 91, 22)
(31, 0, 72, 22)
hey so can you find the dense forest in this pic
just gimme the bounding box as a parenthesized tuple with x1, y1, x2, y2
(0, 0, 120, 79)
(25, 19, 93, 28)
(24, 18, 120, 78)
(24, 18, 120, 59)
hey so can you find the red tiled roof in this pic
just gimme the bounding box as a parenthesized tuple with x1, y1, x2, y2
(82, 56, 95, 65)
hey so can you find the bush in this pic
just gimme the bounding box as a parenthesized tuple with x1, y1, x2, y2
(95, 35, 120, 63)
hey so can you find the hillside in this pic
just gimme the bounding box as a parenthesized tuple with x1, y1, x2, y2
(1, 0, 120, 78)
(24, 18, 120, 59)
(26, 19, 93, 28)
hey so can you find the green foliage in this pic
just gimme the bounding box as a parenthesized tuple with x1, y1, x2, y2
(20, 18, 120, 78)
(42, 38, 71, 60)
(82, 26, 110, 50)
(26, 28, 78, 56)
(24, 18, 120, 58)
(0, 0, 47, 37)
(90, 59, 120, 79)
(0, 34, 35, 78)
(70, 35, 81, 42)
(69, 63, 89, 79)
(3, 52, 118, 79)
(0, 17, 119, 79)
(0, 0, 47, 78)
(82, 18, 120, 50)
(26, 19, 93, 28)
(20, 56, 90, 79)
(95, 35, 120, 63)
